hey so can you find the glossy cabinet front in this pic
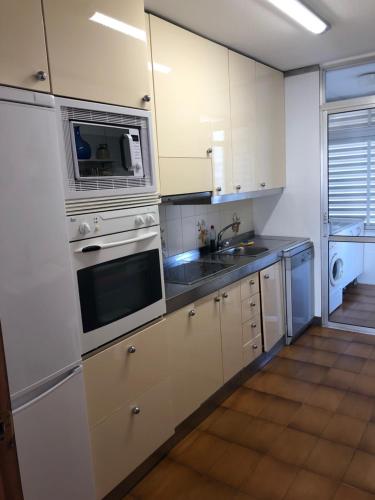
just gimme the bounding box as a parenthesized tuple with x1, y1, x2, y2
(260, 261, 285, 351)
(0, 0, 50, 91)
(43, 0, 150, 108)
(149, 15, 232, 196)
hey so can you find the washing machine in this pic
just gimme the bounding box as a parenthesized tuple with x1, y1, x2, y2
(329, 220, 364, 313)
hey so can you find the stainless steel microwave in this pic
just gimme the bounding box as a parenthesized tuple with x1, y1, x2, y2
(56, 97, 157, 205)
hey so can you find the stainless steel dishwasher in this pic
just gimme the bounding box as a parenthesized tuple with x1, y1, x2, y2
(283, 241, 314, 344)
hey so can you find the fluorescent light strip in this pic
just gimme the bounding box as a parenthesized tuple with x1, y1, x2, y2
(267, 0, 328, 34)
(89, 12, 146, 41)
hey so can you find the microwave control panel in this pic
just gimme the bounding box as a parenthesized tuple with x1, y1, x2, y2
(67, 205, 160, 242)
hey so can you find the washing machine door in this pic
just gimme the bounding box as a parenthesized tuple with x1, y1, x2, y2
(330, 253, 344, 286)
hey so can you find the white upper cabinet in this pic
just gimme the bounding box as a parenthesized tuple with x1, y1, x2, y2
(229, 51, 256, 193)
(149, 15, 232, 196)
(43, 0, 150, 108)
(0, 0, 50, 91)
(255, 62, 285, 190)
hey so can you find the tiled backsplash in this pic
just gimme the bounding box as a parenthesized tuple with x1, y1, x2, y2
(159, 200, 254, 257)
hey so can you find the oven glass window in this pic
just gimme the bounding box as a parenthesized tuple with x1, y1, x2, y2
(77, 250, 162, 333)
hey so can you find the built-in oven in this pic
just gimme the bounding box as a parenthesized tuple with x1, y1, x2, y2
(68, 206, 165, 354)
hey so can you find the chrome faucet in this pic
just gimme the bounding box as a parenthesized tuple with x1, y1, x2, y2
(217, 216, 241, 250)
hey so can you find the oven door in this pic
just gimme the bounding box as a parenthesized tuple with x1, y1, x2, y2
(70, 227, 166, 354)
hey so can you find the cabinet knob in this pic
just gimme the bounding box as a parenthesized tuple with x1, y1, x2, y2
(264, 274, 270, 280)
(35, 70, 48, 81)
(260, 182, 266, 188)
(235, 185, 241, 190)
(188, 309, 196, 317)
(252, 344, 258, 350)
(251, 322, 257, 328)
(250, 301, 256, 307)
(207, 147, 213, 156)
(214, 296, 221, 302)
(250, 279, 255, 285)
(222, 292, 229, 299)
(131, 406, 141, 415)
(216, 186, 222, 192)
(142, 94, 151, 102)
(127, 346, 136, 354)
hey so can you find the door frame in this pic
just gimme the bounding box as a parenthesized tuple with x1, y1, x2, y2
(321, 93, 375, 333)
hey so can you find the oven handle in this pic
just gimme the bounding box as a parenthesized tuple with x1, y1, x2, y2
(75, 231, 158, 253)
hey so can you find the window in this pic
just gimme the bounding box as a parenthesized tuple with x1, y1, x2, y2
(328, 109, 375, 226)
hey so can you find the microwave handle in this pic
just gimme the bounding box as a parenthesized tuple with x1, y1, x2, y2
(121, 133, 136, 171)
(75, 231, 158, 253)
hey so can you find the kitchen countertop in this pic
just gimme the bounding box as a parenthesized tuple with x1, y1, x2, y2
(164, 234, 311, 313)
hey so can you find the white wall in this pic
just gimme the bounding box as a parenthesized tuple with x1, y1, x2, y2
(252, 70, 321, 316)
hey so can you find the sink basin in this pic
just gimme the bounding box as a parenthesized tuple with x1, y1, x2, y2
(218, 246, 269, 257)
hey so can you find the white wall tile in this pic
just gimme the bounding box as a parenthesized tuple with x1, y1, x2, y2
(165, 205, 181, 221)
(166, 218, 183, 256)
(182, 215, 199, 252)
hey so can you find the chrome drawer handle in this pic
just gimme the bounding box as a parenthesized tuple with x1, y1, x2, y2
(264, 274, 270, 279)
(35, 70, 48, 81)
(216, 186, 222, 192)
(222, 292, 229, 299)
(250, 302, 256, 307)
(132, 406, 141, 415)
(250, 280, 255, 285)
(127, 346, 136, 354)
(142, 94, 151, 102)
(260, 182, 266, 187)
(252, 344, 258, 350)
(214, 296, 221, 302)
(236, 185, 241, 190)
(207, 147, 213, 155)
(189, 309, 196, 317)
(251, 322, 257, 328)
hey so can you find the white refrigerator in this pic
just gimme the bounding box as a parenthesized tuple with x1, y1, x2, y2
(0, 86, 95, 500)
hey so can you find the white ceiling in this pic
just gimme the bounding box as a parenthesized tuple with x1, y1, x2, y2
(144, 0, 375, 71)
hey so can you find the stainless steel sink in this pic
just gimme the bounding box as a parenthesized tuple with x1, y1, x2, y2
(218, 245, 269, 257)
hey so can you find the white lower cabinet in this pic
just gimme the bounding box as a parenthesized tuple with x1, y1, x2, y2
(260, 261, 285, 351)
(165, 292, 224, 426)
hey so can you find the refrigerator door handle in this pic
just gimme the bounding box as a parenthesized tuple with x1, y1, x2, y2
(13, 367, 81, 415)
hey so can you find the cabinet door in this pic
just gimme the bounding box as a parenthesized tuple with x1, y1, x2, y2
(260, 261, 285, 351)
(43, 0, 150, 108)
(0, 0, 50, 91)
(220, 282, 243, 382)
(229, 51, 256, 193)
(165, 293, 223, 425)
(255, 63, 285, 190)
(149, 16, 232, 195)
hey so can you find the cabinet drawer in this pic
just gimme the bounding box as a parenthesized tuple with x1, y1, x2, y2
(240, 273, 259, 300)
(242, 317, 262, 345)
(243, 334, 262, 367)
(83, 319, 169, 427)
(90, 379, 174, 499)
(241, 293, 260, 323)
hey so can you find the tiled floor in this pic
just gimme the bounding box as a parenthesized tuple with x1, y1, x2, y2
(330, 283, 375, 330)
(126, 326, 375, 500)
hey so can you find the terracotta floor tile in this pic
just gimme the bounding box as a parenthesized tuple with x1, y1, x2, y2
(207, 442, 261, 488)
(192, 477, 246, 500)
(268, 427, 318, 466)
(278, 345, 314, 363)
(308, 348, 339, 367)
(334, 354, 366, 374)
(170, 431, 229, 474)
(362, 359, 375, 377)
(284, 469, 338, 500)
(305, 438, 354, 480)
(359, 422, 375, 454)
(333, 484, 375, 500)
(263, 357, 304, 379)
(321, 338, 351, 354)
(306, 385, 345, 412)
(322, 414, 366, 447)
(296, 362, 329, 383)
(289, 404, 333, 436)
(345, 450, 375, 494)
(322, 368, 357, 390)
(296, 334, 328, 350)
(345, 343, 374, 359)
(308, 326, 354, 342)
(350, 374, 375, 397)
(241, 455, 298, 500)
(244, 372, 314, 402)
(258, 395, 301, 425)
(240, 417, 285, 453)
(222, 387, 270, 417)
(208, 409, 253, 444)
(198, 407, 226, 431)
(337, 392, 374, 421)
(169, 430, 200, 458)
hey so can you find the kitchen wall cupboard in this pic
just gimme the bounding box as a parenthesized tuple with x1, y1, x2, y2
(255, 62, 285, 190)
(260, 261, 285, 351)
(0, 0, 50, 92)
(83, 319, 174, 499)
(42, 0, 151, 109)
(149, 15, 233, 196)
(165, 292, 224, 425)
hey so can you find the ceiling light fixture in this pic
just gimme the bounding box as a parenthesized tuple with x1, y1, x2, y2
(267, 0, 329, 34)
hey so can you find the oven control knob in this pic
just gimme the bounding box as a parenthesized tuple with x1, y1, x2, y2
(135, 215, 145, 226)
(145, 214, 156, 225)
(78, 222, 91, 235)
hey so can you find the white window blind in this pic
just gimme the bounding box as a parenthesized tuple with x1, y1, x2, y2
(328, 109, 375, 226)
